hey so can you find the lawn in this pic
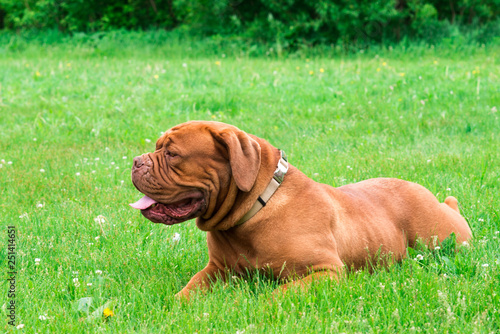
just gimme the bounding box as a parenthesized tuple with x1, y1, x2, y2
(1, 36, 499, 332)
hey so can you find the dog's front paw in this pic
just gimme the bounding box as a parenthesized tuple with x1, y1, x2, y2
(174, 289, 191, 301)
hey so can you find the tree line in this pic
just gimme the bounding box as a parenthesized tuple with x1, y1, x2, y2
(0, 0, 498, 46)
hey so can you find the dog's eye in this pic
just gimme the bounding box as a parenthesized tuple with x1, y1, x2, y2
(165, 150, 178, 158)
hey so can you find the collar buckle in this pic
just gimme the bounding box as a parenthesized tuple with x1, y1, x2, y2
(273, 150, 288, 184)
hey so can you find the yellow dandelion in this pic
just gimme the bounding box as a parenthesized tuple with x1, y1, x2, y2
(215, 61, 221, 66)
(211, 115, 216, 119)
(399, 72, 405, 77)
(154, 74, 159, 79)
(377, 68, 381, 72)
(320, 68, 324, 73)
(306, 59, 310, 62)
(382, 62, 387, 67)
(35, 71, 41, 77)
(296, 66, 300, 70)
(103, 308, 114, 317)
(309, 70, 314, 75)
(25, 64, 30, 68)
(66, 62, 71, 67)
(434, 60, 438, 65)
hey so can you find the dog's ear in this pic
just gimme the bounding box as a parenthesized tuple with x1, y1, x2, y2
(211, 128, 261, 192)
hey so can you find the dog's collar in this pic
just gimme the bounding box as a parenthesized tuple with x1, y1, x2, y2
(236, 150, 288, 226)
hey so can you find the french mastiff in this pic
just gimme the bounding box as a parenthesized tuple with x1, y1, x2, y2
(130, 121, 472, 298)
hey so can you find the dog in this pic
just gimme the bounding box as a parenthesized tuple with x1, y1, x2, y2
(130, 121, 472, 298)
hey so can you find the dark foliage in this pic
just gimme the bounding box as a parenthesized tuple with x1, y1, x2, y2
(0, 0, 498, 46)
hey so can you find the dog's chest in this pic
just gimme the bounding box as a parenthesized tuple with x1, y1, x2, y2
(206, 230, 325, 278)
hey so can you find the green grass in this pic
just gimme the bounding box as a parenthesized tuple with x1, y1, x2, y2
(1, 33, 499, 332)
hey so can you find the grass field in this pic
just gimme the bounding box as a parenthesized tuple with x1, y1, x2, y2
(1, 34, 499, 332)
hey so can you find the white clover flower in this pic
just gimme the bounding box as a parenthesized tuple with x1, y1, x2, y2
(462, 241, 470, 247)
(7, 161, 12, 165)
(94, 215, 106, 224)
(87, 283, 93, 287)
(73, 278, 80, 287)
(39, 315, 47, 321)
(95, 157, 100, 161)
(40, 169, 45, 173)
(434, 246, 441, 250)
(495, 231, 499, 235)
(95, 236, 100, 241)
(95, 270, 103, 275)
(415, 254, 424, 260)
(36, 203, 44, 208)
(122, 156, 127, 159)
(482, 263, 489, 268)
(182, 63, 187, 68)
(17, 324, 25, 329)
(111, 162, 115, 165)
(172, 233, 181, 243)
(76, 172, 81, 176)
(19, 213, 28, 219)
(35, 258, 41, 265)
(145, 139, 151, 143)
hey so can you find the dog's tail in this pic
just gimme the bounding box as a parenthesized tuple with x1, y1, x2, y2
(444, 196, 460, 213)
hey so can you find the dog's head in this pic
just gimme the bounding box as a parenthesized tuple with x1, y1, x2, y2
(130, 121, 261, 227)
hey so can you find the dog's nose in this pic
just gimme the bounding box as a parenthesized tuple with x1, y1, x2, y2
(133, 156, 144, 169)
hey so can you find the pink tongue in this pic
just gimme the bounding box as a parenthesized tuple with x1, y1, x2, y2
(129, 195, 158, 210)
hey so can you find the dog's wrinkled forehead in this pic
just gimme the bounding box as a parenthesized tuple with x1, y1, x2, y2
(155, 122, 220, 152)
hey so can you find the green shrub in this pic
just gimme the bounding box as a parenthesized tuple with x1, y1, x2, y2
(0, 0, 498, 47)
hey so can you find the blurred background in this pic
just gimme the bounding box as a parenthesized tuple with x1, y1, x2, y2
(0, 0, 498, 51)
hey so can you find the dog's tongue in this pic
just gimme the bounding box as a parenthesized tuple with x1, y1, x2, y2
(130, 195, 157, 210)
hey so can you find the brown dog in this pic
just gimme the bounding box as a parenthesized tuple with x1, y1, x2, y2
(130, 121, 472, 298)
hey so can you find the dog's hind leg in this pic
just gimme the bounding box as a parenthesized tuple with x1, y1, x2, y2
(439, 196, 473, 243)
